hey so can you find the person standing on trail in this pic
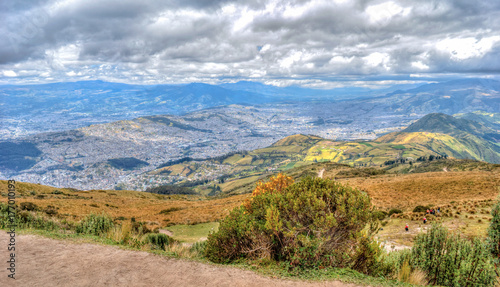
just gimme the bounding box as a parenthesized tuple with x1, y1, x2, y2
(405, 223, 409, 232)
(423, 217, 427, 224)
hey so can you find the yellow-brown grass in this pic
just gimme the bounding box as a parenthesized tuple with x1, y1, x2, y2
(338, 170, 500, 211)
(0, 180, 249, 229)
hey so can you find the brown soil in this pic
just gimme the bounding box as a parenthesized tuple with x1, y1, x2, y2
(0, 231, 360, 287)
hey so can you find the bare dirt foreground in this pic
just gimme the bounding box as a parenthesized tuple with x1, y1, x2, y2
(0, 232, 361, 287)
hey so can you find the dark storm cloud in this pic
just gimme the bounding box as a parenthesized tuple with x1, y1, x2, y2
(1, 0, 499, 86)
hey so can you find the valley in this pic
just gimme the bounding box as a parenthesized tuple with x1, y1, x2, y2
(0, 79, 499, 192)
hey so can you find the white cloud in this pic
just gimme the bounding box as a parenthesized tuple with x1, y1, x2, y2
(364, 52, 390, 70)
(2, 70, 17, 77)
(411, 61, 429, 70)
(365, 1, 411, 24)
(279, 50, 303, 69)
(436, 36, 500, 60)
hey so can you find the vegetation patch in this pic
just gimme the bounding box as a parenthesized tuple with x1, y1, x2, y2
(107, 157, 149, 170)
(159, 207, 184, 214)
(168, 222, 219, 243)
(145, 185, 195, 195)
(76, 213, 114, 236)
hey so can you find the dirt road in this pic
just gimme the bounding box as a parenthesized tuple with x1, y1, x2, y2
(0, 231, 361, 287)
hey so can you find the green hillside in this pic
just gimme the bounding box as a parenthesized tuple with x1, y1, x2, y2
(379, 113, 500, 163)
(148, 113, 500, 195)
(455, 111, 500, 131)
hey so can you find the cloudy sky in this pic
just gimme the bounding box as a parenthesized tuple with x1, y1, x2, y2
(1, 0, 500, 88)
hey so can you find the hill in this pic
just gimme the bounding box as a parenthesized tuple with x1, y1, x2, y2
(455, 111, 500, 131)
(146, 113, 500, 196)
(377, 113, 500, 163)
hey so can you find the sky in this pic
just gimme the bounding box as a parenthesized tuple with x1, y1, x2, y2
(1, 0, 500, 88)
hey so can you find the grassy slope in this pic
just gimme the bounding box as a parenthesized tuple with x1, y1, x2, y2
(0, 180, 249, 228)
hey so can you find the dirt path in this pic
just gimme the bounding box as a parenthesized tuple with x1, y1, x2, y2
(158, 229, 174, 237)
(0, 232, 361, 287)
(318, 168, 325, 178)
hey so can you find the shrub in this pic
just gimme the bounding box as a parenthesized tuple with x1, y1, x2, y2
(159, 207, 183, 214)
(76, 213, 114, 236)
(205, 174, 380, 273)
(44, 206, 58, 216)
(20, 202, 39, 211)
(412, 205, 430, 213)
(52, 190, 63, 195)
(487, 199, 500, 267)
(131, 219, 152, 234)
(146, 233, 174, 250)
(388, 208, 402, 216)
(409, 224, 496, 286)
(373, 210, 387, 221)
(191, 240, 207, 255)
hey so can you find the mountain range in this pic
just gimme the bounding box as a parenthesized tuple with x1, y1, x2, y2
(1, 78, 499, 139)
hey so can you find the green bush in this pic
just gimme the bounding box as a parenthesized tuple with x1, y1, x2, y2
(409, 223, 496, 286)
(205, 176, 381, 273)
(131, 220, 152, 235)
(388, 208, 402, 216)
(373, 210, 387, 221)
(146, 233, 174, 250)
(191, 241, 207, 255)
(412, 205, 430, 213)
(76, 213, 114, 236)
(487, 199, 500, 269)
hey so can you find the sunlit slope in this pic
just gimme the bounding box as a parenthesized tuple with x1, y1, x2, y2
(377, 113, 500, 163)
(305, 140, 432, 165)
(375, 132, 482, 160)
